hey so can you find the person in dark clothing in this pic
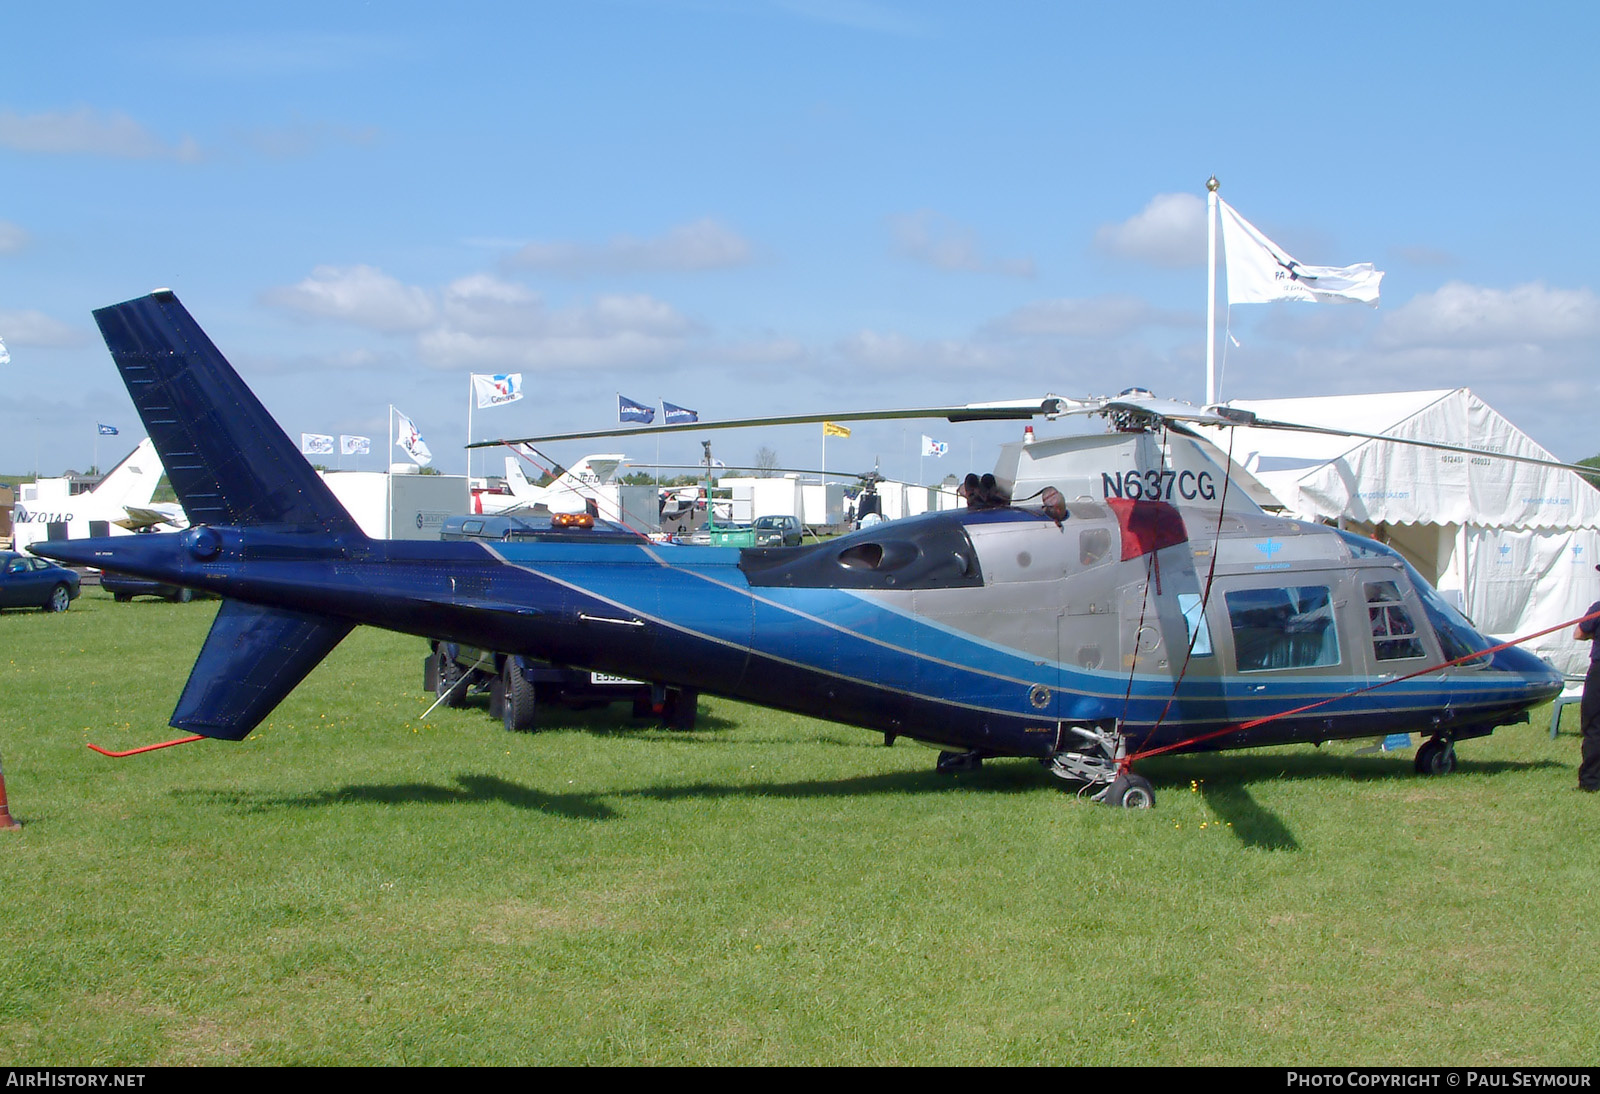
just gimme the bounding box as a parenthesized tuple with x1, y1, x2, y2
(1572, 577, 1600, 792)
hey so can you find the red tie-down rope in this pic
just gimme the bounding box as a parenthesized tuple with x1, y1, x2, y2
(1121, 607, 1600, 768)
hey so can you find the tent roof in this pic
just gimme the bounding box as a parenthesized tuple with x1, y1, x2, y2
(1192, 388, 1600, 530)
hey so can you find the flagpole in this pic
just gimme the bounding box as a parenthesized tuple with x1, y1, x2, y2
(1206, 175, 1219, 406)
(467, 377, 474, 482)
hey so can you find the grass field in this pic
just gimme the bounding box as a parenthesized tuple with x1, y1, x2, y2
(2, 590, 1598, 1065)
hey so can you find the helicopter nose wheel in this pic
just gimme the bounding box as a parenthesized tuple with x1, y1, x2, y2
(1102, 773, 1156, 809)
(1414, 736, 1457, 776)
(1040, 724, 1154, 807)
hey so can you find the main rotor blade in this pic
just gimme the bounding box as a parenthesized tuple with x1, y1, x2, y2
(469, 396, 1073, 449)
(1213, 409, 1599, 477)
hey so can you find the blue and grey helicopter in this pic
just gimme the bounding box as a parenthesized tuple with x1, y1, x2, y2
(34, 291, 1567, 807)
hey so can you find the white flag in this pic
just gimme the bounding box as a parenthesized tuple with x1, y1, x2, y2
(472, 373, 524, 409)
(340, 434, 371, 456)
(922, 434, 948, 458)
(1218, 199, 1382, 306)
(0, 335, 9, 366)
(300, 432, 335, 455)
(395, 410, 432, 467)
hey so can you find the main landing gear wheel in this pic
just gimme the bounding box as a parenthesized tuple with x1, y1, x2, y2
(1415, 737, 1457, 776)
(1103, 773, 1156, 809)
(936, 750, 983, 773)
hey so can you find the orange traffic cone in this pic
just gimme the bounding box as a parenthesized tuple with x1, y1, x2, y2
(0, 753, 21, 830)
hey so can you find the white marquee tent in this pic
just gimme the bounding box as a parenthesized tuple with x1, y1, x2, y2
(1193, 388, 1600, 675)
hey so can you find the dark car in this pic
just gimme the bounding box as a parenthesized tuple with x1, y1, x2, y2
(0, 551, 80, 612)
(100, 571, 197, 603)
(752, 514, 803, 547)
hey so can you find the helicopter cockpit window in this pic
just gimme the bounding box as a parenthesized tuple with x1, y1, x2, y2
(1365, 581, 1426, 661)
(1079, 528, 1111, 568)
(1225, 585, 1340, 672)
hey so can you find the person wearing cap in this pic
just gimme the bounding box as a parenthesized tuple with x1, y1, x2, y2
(1571, 566, 1600, 792)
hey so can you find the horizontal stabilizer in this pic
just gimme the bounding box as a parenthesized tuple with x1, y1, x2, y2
(171, 600, 354, 741)
(92, 291, 361, 533)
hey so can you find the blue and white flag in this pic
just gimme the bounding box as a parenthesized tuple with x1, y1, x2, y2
(619, 394, 656, 424)
(394, 410, 433, 467)
(300, 432, 335, 456)
(340, 434, 371, 456)
(97, 423, 119, 436)
(0, 335, 9, 366)
(922, 434, 948, 458)
(663, 401, 699, 425)
(472, 373, 524, 409)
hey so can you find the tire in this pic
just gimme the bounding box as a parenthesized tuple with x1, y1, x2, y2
(435, 652, 467, 708)
(113, 592, 131, 604)
(423, 652, 439, 693)
(173, 587, 193, 603)
(1103, 773, 1156, 809)
(44, 584, 71, 613)
(664, 687, 698, 731)
(502, 658, 537, 732)
(1415, 738, 1457, 776)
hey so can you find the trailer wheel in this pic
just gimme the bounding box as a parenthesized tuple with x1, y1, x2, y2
(435, 651, 467, 708)
(503, 658, 538, 732)
(664, 688, 699, 731)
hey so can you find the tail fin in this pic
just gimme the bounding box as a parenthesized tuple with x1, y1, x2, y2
(92, 290, 360, 534)
(172, 601, 353, 740)
(92, 438, 164, 509)
(504, 455, 535, 498)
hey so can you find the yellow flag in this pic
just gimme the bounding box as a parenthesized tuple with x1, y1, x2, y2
(823, 421, 851, 438)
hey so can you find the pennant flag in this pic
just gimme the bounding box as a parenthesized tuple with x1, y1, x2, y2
(619, 395, 656, 424)
(97, 423, 119, 436)
(472, 373, 524, 409)
(300, 433, 335, 456)
(1218, 199, 1382, 306)
(922, 435, 948, 458)
(395, 411, 433, 467)
(823, 421, 851, 438)
(0, 335, 10, 366)
(663, 401, 699, 425)
(340, 434, 372, 456)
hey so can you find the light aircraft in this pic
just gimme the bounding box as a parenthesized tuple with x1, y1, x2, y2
(38, 291, 1570, 808)
(472, 451, 627, 516)
(12, 437, 178, 553)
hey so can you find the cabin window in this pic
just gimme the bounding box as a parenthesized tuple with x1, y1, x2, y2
(1177, 593, 1213, 657)
(1365, 581, 1426, 661)
(1079, 528, 1111, 567)
(1225, 585, 1340, 672)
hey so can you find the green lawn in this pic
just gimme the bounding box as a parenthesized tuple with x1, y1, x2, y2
(2, 590, 1597, 1065)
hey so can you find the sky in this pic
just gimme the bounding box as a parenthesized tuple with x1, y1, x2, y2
(2, 0, 1598, 487)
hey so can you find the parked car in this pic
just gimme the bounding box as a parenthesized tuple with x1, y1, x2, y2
(752, 514, 803, 547)
(100, 570, 197, 603)
(0, 551, 80, 612)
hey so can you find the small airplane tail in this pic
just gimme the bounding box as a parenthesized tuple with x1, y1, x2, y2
(92, 290, 361, 535)
(92, 437, 164, 509)
(90, 291, 363, 740)
(504, 455, 535, 498)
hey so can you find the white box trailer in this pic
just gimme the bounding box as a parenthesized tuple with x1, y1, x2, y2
(724, 476, 805, 523)
(320, 470, 470, 540)
(801, 483, 846, 527)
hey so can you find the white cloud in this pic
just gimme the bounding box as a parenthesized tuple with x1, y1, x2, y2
(1375, 281, 1600, 349)
(985, 295, 1188, 339)
(0, 309, 82, 346)
(506, 218, 754, 274)
(265, 265, 436, 333)
(0, 221, 28, 254)
(1093, 192, 1206, 268)
(0, 108, 200, 161)
(888, 210, 1035, 277)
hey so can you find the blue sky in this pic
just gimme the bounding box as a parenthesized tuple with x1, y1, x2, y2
(3, 1, 1597, 483)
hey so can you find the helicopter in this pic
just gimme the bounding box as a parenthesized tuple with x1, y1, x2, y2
(34, 290, 1570, 808)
